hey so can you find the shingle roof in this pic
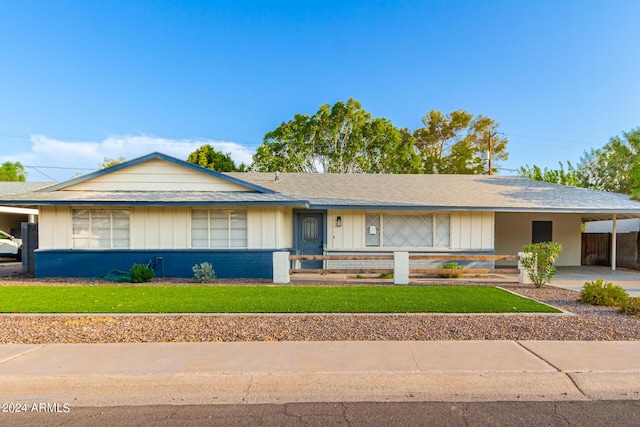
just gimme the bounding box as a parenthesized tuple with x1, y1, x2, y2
(2, 151, 640, 221)
(0, 182, 54, 196)
(226, 172, 640, 218)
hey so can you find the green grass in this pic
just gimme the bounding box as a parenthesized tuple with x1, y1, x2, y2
(0, 286, 560, 314)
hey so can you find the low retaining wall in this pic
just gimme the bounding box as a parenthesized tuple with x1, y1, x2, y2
(35, 249, 275, 279)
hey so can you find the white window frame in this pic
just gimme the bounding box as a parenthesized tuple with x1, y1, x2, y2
(71, 208, 130, 249)
(191, 209, 248, 249)
(365, 212, 451, 249)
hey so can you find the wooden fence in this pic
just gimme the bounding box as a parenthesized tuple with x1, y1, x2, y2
(289, 254, 519, 276)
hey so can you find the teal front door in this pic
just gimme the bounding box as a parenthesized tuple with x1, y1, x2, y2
(296, 212, 324, 269)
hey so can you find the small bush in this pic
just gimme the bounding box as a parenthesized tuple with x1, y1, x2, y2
(619, 297, 640, 317)
(438, 262, 463, 278)
(193, 262, 216, 283)
(378, 273, 394, 279)
(129, 263, 155, 283)
(520, 242, 562, 288)
(578, 279, 629, 307)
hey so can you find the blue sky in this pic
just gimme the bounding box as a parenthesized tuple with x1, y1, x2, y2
(1, 1, 638, 181)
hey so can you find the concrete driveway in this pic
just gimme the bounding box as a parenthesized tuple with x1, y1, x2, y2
(551, 266, 640, 297)
(0, 260, 21, 277)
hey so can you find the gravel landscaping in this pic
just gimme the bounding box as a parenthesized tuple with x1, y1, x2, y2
(0, 276, 638, 343)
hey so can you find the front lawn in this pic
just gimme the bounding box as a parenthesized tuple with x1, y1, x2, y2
(0, 285, 561, 314)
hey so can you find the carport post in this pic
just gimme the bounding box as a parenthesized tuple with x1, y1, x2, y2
(611, 214, 617, 271)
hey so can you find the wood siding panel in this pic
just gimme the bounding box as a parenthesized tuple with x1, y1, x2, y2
(130, 207, 146, 249)
(38, 206, 72, 250)
(279, 207, 293, 248)
(450, 212, 461, 249)
(469, 212, 482, 248)
(481, 211, 494, 249)
(459, 212, 472, 249)
(38, 206, 56, 249)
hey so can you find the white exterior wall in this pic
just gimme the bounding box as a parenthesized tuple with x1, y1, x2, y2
(326, 210, 494, 251)
(38, 205, 293, 250)
(494, 212, 582, 266)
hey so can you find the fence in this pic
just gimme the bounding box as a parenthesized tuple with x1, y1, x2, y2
(582, 232, 640, 270)
(273, 252, 521, 284)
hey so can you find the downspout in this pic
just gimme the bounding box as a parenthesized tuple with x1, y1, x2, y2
(612, 214, 617, 271)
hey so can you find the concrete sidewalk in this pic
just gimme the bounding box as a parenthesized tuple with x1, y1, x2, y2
(1, 341, 639, 407)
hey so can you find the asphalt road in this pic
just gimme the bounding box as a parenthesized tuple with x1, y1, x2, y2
(3, 401, 640, 427)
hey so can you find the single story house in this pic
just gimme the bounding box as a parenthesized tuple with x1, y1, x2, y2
(2, 152, 640, 278)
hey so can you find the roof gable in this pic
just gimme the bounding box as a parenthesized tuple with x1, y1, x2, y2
(44, 152, 274, 193)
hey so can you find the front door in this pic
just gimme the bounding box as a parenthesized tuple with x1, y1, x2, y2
(296, 212, 324, 269)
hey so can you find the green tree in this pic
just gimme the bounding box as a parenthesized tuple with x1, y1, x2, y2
(187, 144, 245, 172)
(100, 157, 126, 169)
(576, 128, 640, 197)
(251, 98, 420, 173)
(518, 161, 580, 186)
(413, 110, 508, 174)
(0, 161, 27, 181)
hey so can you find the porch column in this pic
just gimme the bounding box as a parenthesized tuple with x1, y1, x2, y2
(611, 214, 617, 271)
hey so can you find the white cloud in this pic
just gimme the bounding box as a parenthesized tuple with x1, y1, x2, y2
(0, 135, 255, 182)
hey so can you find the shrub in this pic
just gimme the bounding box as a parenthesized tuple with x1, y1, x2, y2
(520, 242, 562, 288)
(619, 297, 640, 317)
(578, 279, 629, 307)
(378, 273, 394, 279)
(129, 263, 155, 283)
(193, 262, 216, 283)
(438, 262, 463, 278)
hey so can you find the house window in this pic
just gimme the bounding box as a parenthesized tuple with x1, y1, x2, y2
(72, 209, 130, 249)
(191, 209, 248, 248)
(365, 213, 450, 248)
(532, 221, 552, 243)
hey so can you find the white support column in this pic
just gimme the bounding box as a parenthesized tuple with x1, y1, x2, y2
(612, 214, 617, 271)
(394, 251, 409, 285)
(518, 251, 532, 284)
(273, 251, 290, 284)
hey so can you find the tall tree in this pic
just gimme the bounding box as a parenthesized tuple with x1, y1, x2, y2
(518, 161, 580, 186)
(413, 110, 508, 174)
(0, 161, 27, 181)
(576, 128, 640, 196)
(187, 144, 245, 172)
(251, 98, 420, 173)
